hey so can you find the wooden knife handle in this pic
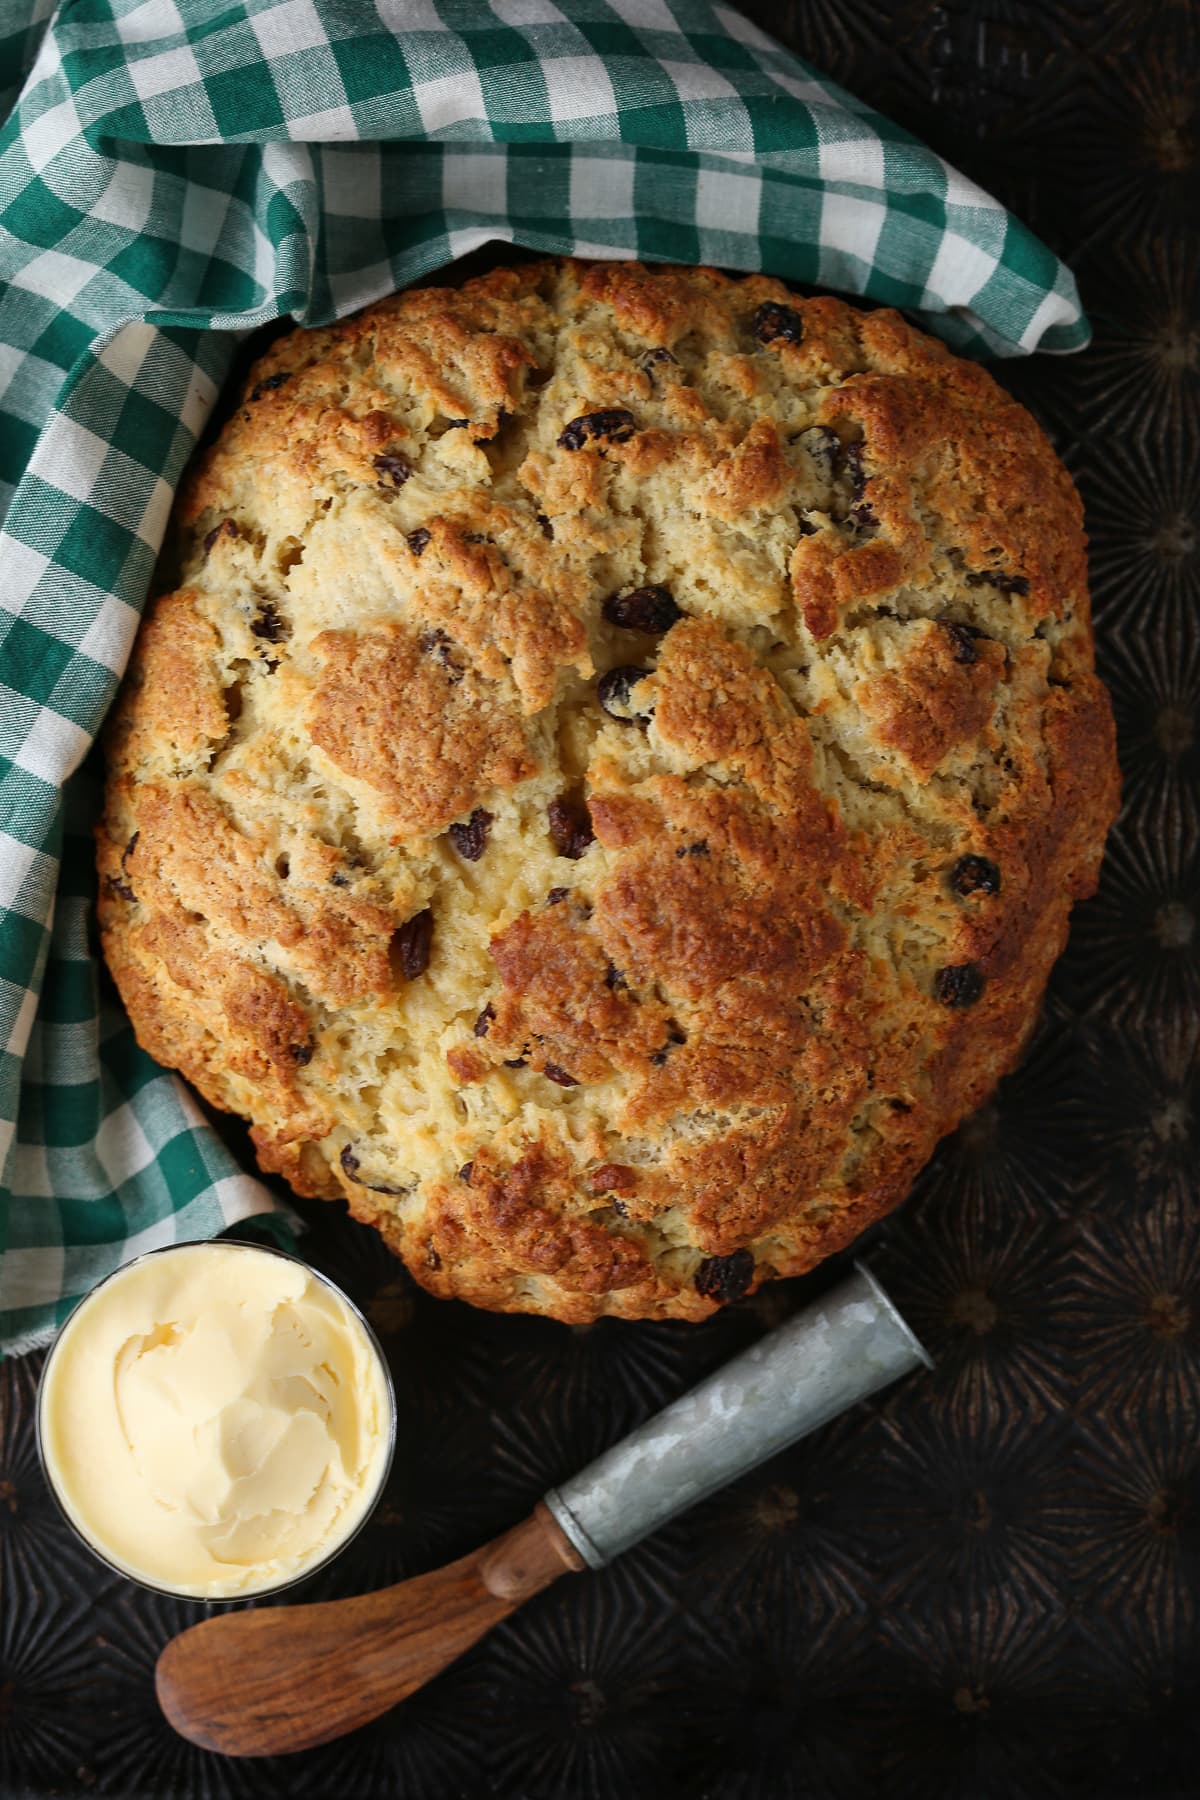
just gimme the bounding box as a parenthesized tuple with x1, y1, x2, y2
(479, 1500, 585, 1602)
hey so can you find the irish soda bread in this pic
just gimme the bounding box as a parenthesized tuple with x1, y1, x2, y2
(97, 259, 1119, 1321)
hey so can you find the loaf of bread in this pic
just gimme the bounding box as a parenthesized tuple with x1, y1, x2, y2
(97, 258, 1119, 1320)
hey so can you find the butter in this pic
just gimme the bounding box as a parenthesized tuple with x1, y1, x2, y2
(38, 1243, 393, 1598)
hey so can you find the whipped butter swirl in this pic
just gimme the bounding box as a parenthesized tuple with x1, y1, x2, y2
(38, 1244, 393, 1597)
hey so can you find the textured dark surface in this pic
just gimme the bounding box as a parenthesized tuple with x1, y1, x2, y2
(3, 3, 1199, 1795)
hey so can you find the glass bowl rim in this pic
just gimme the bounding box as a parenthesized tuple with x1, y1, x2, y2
(35, 1236, 398, 1605)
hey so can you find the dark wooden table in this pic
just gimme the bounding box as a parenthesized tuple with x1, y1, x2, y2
(3, 3, 1198, 1795)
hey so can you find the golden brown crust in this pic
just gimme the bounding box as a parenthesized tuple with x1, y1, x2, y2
(97, 258, 1120, 1321)
(856, 620, 1007, 777)
(103, 588, 230, 772)
(308, 623, 539, 838)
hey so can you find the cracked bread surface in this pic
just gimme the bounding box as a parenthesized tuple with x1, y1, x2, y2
(97, 258, 1119, 1322)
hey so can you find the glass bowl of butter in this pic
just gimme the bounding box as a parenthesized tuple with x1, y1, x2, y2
(36, 1240, 396, 1601)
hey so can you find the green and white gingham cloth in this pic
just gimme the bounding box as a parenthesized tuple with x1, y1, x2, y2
(0, 0, 1088, 1356)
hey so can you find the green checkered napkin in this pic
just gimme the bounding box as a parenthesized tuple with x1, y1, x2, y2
(0, 0, 1088, 1356)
